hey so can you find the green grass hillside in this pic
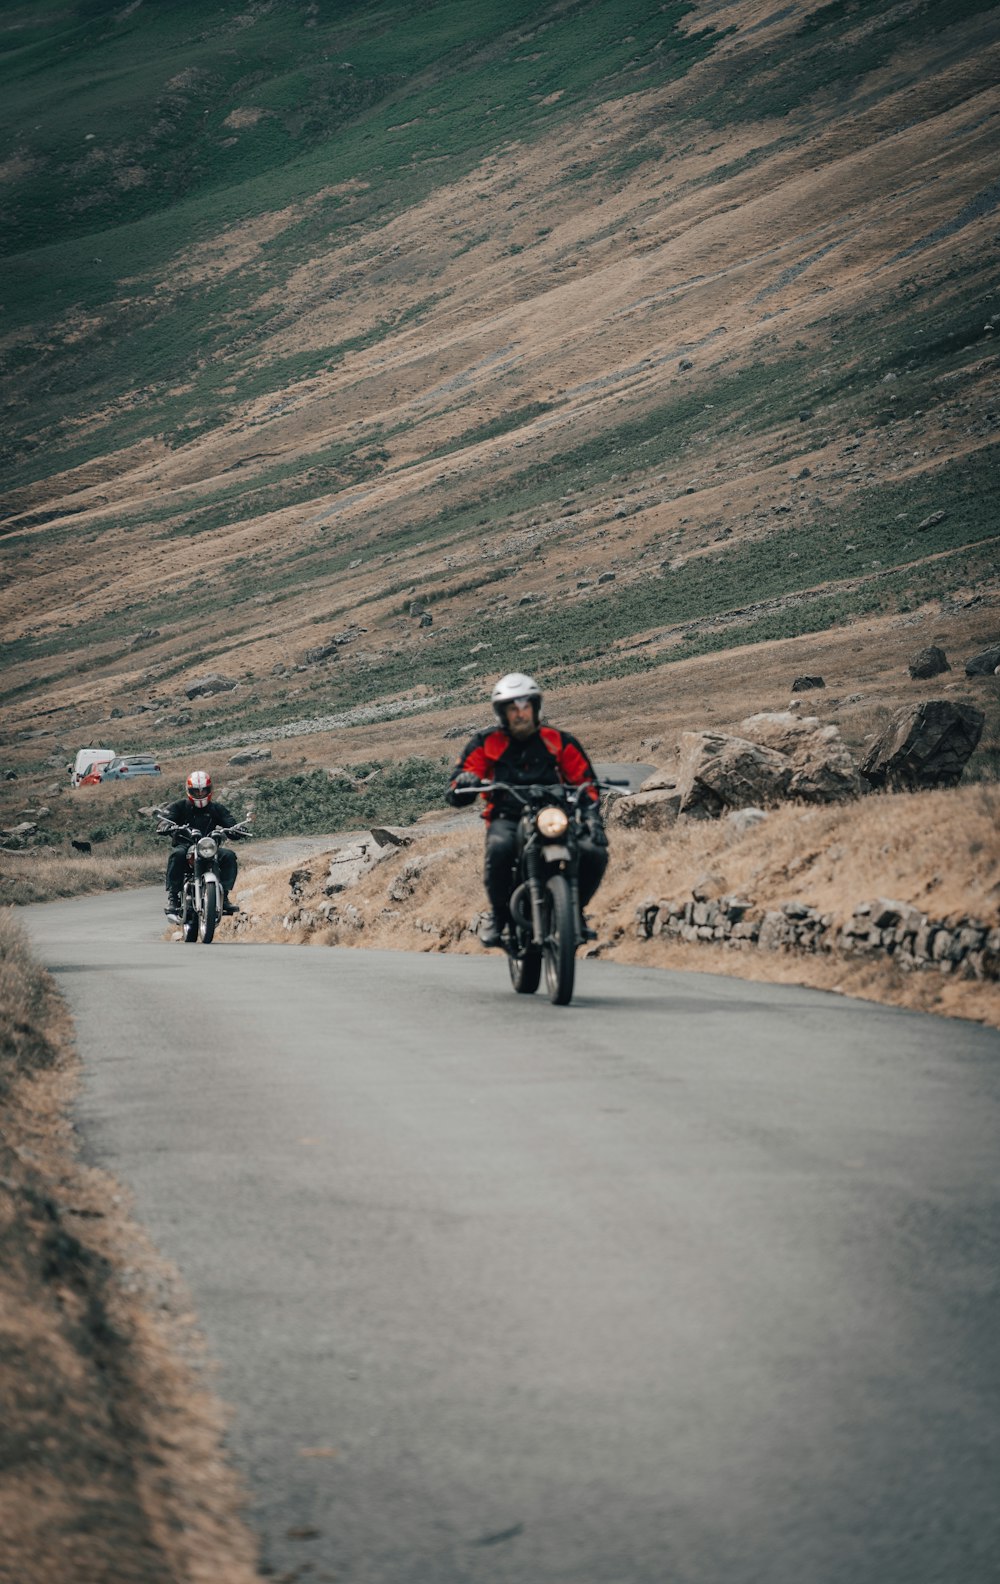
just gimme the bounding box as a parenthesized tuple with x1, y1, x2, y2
(1, 0, 713, 481)
(2, 0, 999, 808)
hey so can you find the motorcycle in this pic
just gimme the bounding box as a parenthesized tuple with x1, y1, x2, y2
(458, 778, 624, 1006)
(155, 812, 251, 945)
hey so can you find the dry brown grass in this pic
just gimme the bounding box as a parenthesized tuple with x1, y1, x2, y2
(0, 850, 162, 907)
(0, 909, 263, 1584)
(230, 784, 1000, 1027)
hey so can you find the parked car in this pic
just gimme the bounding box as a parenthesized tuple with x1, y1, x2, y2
(69, 747, 115, 787)
(100, 754, 162, 782)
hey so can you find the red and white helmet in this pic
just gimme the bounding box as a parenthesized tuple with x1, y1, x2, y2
(186, 769, 212, 808)
(491, 671, 542, 722)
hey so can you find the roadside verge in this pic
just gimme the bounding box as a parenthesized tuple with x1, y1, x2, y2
(226, 785, 1000, 1028)
(0, 910, 262, 1584)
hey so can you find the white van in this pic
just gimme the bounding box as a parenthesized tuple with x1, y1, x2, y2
(69, 748, 115, 787)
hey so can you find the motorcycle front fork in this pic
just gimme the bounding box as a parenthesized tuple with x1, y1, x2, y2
(185, 867, 213, 914)
(513, 865, 582, 947)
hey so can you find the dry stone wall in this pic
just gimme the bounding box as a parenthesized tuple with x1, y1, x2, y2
(635, 895, 999, 981)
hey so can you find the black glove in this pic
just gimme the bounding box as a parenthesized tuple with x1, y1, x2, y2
(582, 808, 608, 847)
(449, 771, 481, 804)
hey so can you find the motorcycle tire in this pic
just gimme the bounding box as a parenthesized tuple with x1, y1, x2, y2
(543, 873, 576, 1006)
(508, 935, 542, 995)
(182, 903, 198, 944)
(199, 886, 218, 945)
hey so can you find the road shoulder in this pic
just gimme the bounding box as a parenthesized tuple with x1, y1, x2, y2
(0, 912, 263, 1584)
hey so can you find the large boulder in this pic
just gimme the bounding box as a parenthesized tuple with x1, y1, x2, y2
(675, 732, 792, 817)
(965, 644, 1000, 677)
(859, 700, 985, 791)
(908, 646, 950, 680)
(739, 712, 861, 802)
(791, 674, 825, 692)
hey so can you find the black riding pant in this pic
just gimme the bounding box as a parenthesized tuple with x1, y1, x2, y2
(166, 845, 237, 898)
(484, 817, 607, 923)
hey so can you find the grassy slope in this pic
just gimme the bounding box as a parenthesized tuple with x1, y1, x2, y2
(1, 0, 999, 805)
(0, 0, 711, 478)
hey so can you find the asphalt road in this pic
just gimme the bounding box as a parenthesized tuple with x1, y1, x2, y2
(25, 888, 1000, 1584)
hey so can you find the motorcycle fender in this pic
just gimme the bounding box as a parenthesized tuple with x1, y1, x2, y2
(541, 844, 570, 862)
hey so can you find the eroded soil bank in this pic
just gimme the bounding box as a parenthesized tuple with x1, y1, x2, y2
(0, 912, 262, 1584)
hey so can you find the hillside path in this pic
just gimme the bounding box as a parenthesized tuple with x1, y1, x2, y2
(25, 890, 1000, 1584)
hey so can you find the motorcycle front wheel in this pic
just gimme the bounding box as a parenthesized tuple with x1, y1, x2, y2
(199, 885, 218, 944)
(508, 934, 542, 994)
(543, 873, 576, 1006)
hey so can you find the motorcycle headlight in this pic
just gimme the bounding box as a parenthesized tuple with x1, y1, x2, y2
(536, 805, 569, 838)
(197, 836, 218, 859)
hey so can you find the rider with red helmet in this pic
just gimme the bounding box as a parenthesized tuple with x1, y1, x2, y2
(161, 770, 244, 923)
(447, 672, 608, 947)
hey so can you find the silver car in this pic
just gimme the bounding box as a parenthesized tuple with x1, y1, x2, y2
(100, 754, 162, 781)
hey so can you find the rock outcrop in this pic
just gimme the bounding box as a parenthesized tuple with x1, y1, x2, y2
(739, 712, 861, 802)
(301, 639, 341, 666)
(185, 673, 237, 699)
(228, 747, 272, 766)
(325, 837, 393, 892)
(674, 714, 860, 816)
(675, 732, 791, 817)
(859, 700, 985, 790)
(606, 788, 681, 830)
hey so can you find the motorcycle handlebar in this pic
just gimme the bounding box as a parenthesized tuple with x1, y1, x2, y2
(154, 818, 251, 840)
(453, 778, 619, 804)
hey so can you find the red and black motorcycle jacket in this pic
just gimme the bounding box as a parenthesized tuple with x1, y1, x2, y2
(162, 798, 243, 847)
(447, 725, 600, 823)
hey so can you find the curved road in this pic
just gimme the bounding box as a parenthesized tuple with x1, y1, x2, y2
(26, 888, 1000, 1584)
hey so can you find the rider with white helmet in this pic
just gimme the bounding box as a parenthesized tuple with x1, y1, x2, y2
(447, 672, 608, 947)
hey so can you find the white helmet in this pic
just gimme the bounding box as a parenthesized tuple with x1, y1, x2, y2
(491, 671, 542, 722)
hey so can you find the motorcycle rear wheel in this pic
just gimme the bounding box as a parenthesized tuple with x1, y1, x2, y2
(199, 886, 218, 945)
(543, 873, 576, 1006)
(182, 900, 198, 943)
